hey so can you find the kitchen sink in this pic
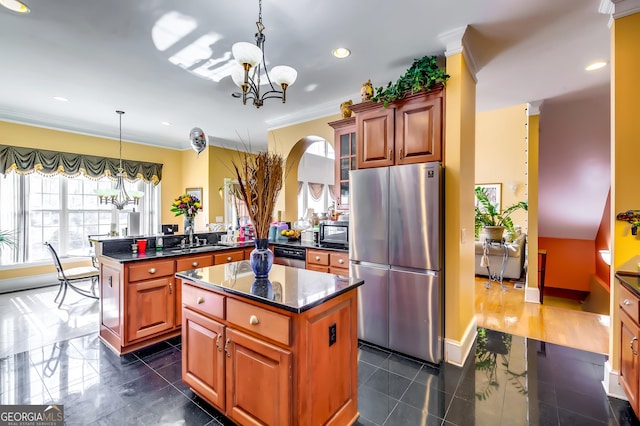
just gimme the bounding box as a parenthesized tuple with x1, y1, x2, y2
(168, 244, 225, 254)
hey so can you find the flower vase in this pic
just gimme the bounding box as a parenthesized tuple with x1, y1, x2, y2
(250, 238, 273, 278)
(183, 216, 195, 233)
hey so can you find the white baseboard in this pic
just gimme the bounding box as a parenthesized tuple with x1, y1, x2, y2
(0, 273, 58, 294)
(525, 286, 540, 304)
(445, 317, 477, 367)
(603, 360, 627, 400)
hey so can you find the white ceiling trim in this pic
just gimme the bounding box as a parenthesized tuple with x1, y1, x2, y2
(527, 101, 544, 116)
(612, 0, 640, 18)
(265, 91, 361, 131)
(438, 26, 478, 83)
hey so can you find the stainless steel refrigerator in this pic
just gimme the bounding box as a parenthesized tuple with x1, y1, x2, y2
(350, 162, 443, 364)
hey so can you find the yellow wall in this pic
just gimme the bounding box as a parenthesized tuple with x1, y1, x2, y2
(268, 114, 342, 222)
(206, 145, 257, 226)
(610, 11, 640, 373)
(444, 52, 477, 351)
(475, 104, 529, 233)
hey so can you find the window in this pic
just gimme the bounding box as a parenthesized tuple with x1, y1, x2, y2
(0, 172, 159, 265)
(297, 140, 335, 218)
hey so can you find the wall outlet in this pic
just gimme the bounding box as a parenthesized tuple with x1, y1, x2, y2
(329, 323, 337, 346)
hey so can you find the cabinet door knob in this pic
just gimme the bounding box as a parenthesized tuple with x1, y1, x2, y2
(631, 336, 638, 356)
(224, 338, 231, 358)
(196, 296, 204, 304)
(148, 267, 157, 274)
(338, 259, 344, 264)
(315, 256, 320, 261)
(216, 334, 223, 352)
(169, 282, 172, 294)
(624, 299, 632, 306)
(249, 315, 260, 325)
(192, 261, 199, 267)
(227, 256, 232, 262)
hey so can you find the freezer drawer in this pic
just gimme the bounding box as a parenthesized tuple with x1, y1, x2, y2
(351, 262, 389, 348)
(389, 269, 441, 363)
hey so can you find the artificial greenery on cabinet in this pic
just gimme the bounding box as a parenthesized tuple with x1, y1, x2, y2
(371, 55, 449, 107)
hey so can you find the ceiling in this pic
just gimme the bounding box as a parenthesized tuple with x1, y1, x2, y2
(0, 0, 611, 152)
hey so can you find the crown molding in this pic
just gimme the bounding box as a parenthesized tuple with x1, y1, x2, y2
(527, 100, 544, 116)
(265, 91, 360, 131)
(438, 26, 478, 83)
(600, 0, 640, 20)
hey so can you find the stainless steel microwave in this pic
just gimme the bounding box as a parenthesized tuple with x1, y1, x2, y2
(319, 221, 349, 249)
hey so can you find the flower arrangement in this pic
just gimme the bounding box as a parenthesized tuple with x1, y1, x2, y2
(171, 194, 202, 218)
(232, 151, 284, 239)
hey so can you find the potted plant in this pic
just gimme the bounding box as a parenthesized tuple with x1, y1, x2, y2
(371, 55, 450, 107)
(475, 186, 528, 241)
(0, 230, 16, 249)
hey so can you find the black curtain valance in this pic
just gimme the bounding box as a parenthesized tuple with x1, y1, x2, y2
(0, 145, 163, 184)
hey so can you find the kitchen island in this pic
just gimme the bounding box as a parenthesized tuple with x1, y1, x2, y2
(178, 261, 363, 426)
(93, 233, 349, 356)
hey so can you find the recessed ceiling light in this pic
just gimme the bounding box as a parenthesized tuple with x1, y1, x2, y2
(52, 96, 68, 102)
(332, 48, 351, 59)
(585, 61, 607, 71)
(161, 121, 172, 126)
(0, 0, 30, 13)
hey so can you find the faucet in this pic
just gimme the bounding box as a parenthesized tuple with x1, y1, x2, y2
(186, 226, 194, 247)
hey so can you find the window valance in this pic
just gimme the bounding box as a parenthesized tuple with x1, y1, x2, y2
(0, 145, 163, 184)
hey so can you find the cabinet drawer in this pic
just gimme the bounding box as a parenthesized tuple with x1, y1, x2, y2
(227, 298, 291, 346)
(128, 259, 175, 282)
(307, 250, 329, 266)
(620, 284, 640, 324)
(176, 254, 214, 272)
(214, 250, 244, 264)
(329, 266, 349, 276)
(329, 252, 348, 268)
(183, 282, 225, 319)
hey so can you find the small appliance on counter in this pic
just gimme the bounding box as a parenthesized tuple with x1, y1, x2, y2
(160, 224, 178, 235)
(319, 221, 349, 249)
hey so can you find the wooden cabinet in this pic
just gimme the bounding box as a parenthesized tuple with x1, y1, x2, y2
(175, 254, 214, 326)
(214, 249, 244, 264)
(307, 248, 349, 276)
(328, 117, 356, 209)
(182, 307, 226, 408)
(351, 87, 444, 169)
(99, 250, 229, 355)
(125, 258, 176, 344)
(225, 327, 292, 426)
(181, 280, 359, 425)
(126, 276, 175, 342)
(619, 281, 640, 416)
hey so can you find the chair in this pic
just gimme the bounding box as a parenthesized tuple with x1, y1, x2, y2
(44, 242, 99, 309)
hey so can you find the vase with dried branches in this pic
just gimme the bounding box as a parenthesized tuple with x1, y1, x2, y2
(232, 151, 284, 278)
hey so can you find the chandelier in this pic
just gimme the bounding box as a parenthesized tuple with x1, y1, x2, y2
(95, 110, 143, 210)
(231, 0, 297, 108)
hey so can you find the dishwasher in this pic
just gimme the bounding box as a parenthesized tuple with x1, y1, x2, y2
(273, 246, 306, 269)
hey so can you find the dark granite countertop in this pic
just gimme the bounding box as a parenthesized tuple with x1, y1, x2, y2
(99, 238, 348, 264)
(176, 261, 363, 313)
(616, 256, 640, 297)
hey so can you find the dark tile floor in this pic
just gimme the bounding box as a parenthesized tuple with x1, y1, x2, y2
(0, 287, 639, 425)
